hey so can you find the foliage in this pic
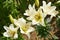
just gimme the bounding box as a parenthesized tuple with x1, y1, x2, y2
(36, 25, 51, 38)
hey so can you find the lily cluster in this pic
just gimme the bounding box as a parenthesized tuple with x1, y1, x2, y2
(3, 1, 58, 39)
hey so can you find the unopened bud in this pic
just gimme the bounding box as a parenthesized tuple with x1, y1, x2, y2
(35, 0, 39, 7)
(9, 15, 14, 24)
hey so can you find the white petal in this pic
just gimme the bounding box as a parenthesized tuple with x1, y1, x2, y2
(27, 27, 35, 33)
(26, 33, 30, 39)
(40, 19, 45, 26)
(9, 24, 14, 30)
(29, 4, 32, 10)
(24, 4, 36, 16)
(43, 12, 47, 18)
(14, 33, 18, 39)
(50, 6, 56, 12)
(48, 16, 53, 22)
(14, 19, 20, 27)
(43, 1, 46, 6)
(14, 18, 26, 27)
(18, 18, 26, 25)
(50, 10, 58, 16)
(47, 2, 51, 6)
(38, 7, 42, 13)
(3, 32, 10, 37)
(27, 17, 32, 20)
(24, 12, 29, 16)
(24, 10, 30, 16)
(33, 4, 35, 9)
(26, 22, 31, 27)
(32, 20, 38, 25)
(20, 28, 25, 34)
(4, 26, 9, 31)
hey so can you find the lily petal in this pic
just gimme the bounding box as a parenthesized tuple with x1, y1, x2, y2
(32, 20, 38, 25)
(14, 19, 20, 27)
(14, 33, 18, 39)
(9, 24, 14, 30)
(4, 26, 9, 31)
(50, 6, 56, 13)
(24, 4, 36, 16)
(47, 2, 51, 6)
(18, 18, 26, 26)
(3, 32, 10, 37)
(27, 27, 35, 33)
(27, 16, 33, 20)
(20, 28, 25, 34)
(26, 33, 30, 39)
(43, 1, 46, 6)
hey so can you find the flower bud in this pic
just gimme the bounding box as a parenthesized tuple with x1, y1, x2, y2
(35, 0, 39, 7)
(9, 15, 14, 24)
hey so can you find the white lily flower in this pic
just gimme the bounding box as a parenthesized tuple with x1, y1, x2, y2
(24, 4, 45, 26)
(24, 5, 45, 26)
(3, 24, 19, 39)
(14, 18, 35, 38)
(41, 1, 58, 19)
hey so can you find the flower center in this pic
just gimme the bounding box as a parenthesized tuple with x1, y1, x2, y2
(8, 30, 16, 37)
(34, 12, 42, 22)
(21, 25, 29, 32)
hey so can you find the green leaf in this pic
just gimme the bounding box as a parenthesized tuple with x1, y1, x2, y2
(36, 24, 51, 38)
